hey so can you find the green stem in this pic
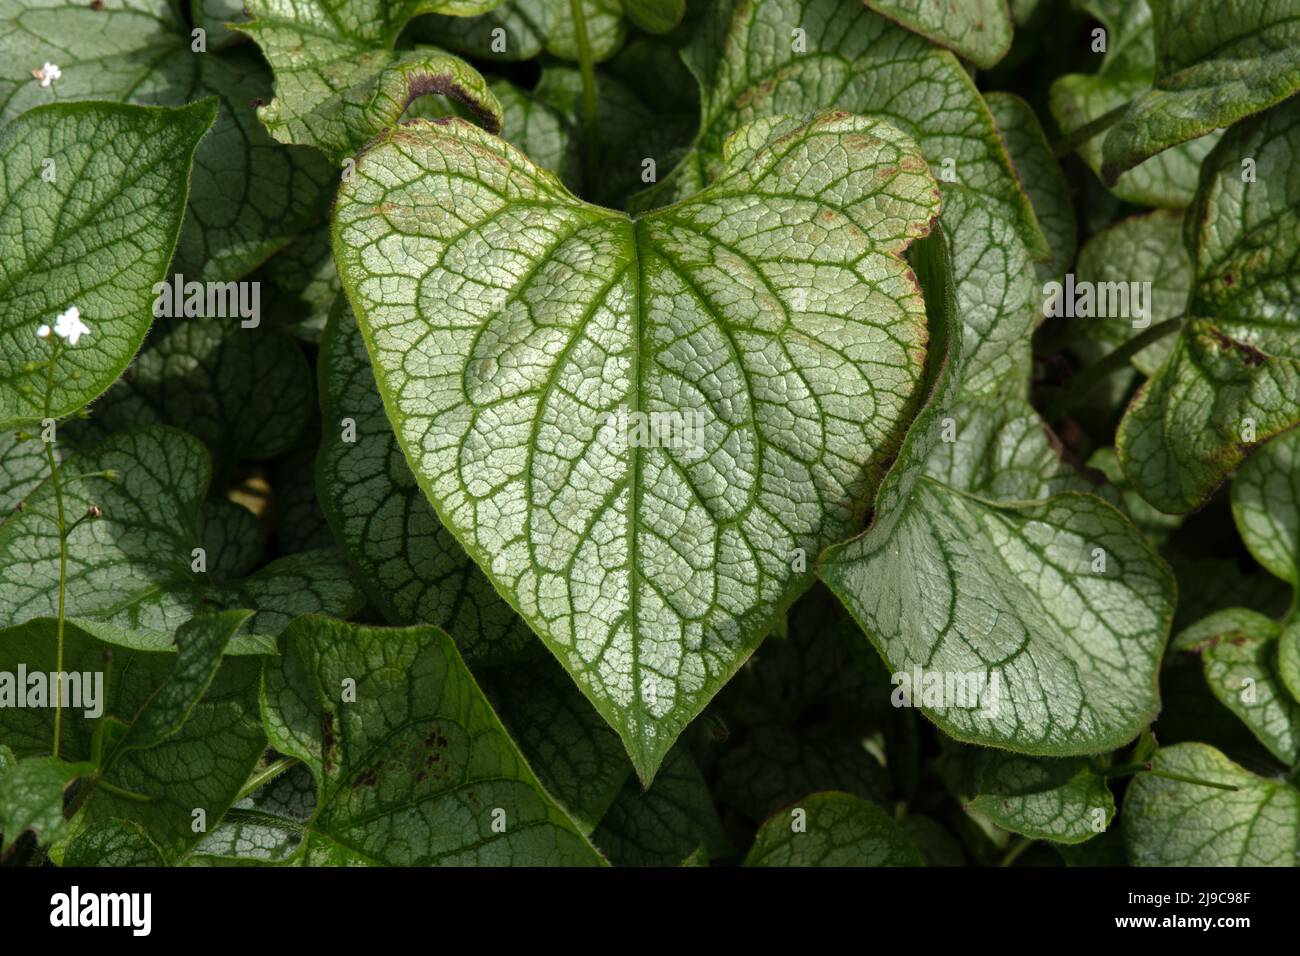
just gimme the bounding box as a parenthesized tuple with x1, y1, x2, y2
(1148, 769, 1240, 792)
(567, 0, 599, 194)
(1000, 837, 1034, 867)
(237, 756, 300, 801)
(42, 346, 68, 759)
(1101, 762, 1240, 792)
(1042, 318, 1182, 421)
(60, 469, 118, 486)
(90, 650, 113, 767)
(93, 777, 155, 804)
(1052, 100, 1131, 158)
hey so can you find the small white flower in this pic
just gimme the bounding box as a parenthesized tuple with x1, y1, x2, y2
(36, 324, 52, 339)
(32, 62, 62, 88)
(51, 306, 90, 345)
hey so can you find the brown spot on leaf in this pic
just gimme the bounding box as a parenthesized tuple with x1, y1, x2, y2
(321, 710, 337, 775)
(350, 767, 378, 789)
(406, 74, 501, 135)
(1208, 327, 1266, 366)
(734, 78, 777, 111)
(842, 133, 881, 152)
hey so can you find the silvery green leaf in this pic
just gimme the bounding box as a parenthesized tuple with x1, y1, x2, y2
(1172, 608, 1300, 764)
(863, 0, 1012, 69)
(1069, 209, 1189, 378)
(0, 429, 55, 514)
(743, 790, 924, 866)
(185, 761, 315, 865)
(966, 753, 1114, 845)
(985, 92, 1076, 285)
(236, 0, 504, 161)
(1101, 0, 1300, 183)
(0, 425, 364, 638)
(334, 110, 941, 781)
(820, 230, 1176, 757)
(316, 299, 533, 666)
(1086, 448, 1182, 544)
(1050, 0, 1221, 207)
(638, 0, 1047, 400)
(62, 817, 164, 866)
(1123, 742, 1300, 866)
(1232, 427, 1300, 590)
(1117, 99, 1300, 514)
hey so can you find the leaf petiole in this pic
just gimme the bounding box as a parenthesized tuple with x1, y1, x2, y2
(92, 777, 156, 804)
(41, 339, 68, 759)
(1052, 100, 1131, 158)
(1041, 318, 1182, 421)
(237, 756, 301, 801)
(1101, 762, 1240, 792)
(566, 0, 599, 194)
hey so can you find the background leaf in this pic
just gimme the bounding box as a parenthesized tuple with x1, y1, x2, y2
(742, 791, 924, 866)
(260, 616, 605, 865)
(0, 100, 214, 425)
(1123, 743, 1300, 865)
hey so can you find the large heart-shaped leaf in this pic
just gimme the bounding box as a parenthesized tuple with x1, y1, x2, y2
(1123, 743, 1300, 865)
(1117, 98, 1300, 514)
(863, 0, 1012, 70)
(820, 230, 1176, 757)
(259, 616, 605, 865)
(0, 613, 267, 861)
(0, 425, 364, 640)
(1101, 0, 1300, 182)
(0, 100, 214, 426)
(235, 0, 504, 161)
(0, 0, 336, 281)
(334, 110, 941, 780)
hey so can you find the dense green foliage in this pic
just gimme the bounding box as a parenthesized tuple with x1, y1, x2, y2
(1, 0, 1298, 868)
